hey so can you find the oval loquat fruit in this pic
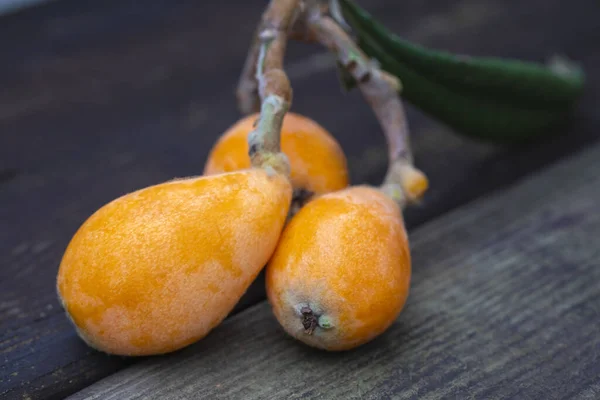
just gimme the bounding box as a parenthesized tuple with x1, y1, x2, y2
(57, 168, 292, 356)
(265, 185, 411, 351)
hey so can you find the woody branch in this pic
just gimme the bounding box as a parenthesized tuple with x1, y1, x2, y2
(239, 0, 428, 206)
(244, 0, 301, 174)
(304, 2, 428, 207)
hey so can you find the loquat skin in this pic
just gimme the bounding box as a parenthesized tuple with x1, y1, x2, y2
(265, 185, 411, 351)
(57, 169, 292, 356)
(203, 112, 349, 210)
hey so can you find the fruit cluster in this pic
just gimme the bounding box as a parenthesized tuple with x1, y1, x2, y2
(55, 0, 428, 357)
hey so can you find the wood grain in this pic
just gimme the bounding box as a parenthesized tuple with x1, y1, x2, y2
(68, 141, 600, 400)
(1, 0, 599, 398)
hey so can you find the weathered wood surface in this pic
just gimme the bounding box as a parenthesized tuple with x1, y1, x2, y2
(1, 0, 599, 398)
(69, 141, 600, 400)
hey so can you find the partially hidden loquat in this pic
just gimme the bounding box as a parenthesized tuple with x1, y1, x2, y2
(265, 185, 411, 351)
(57, 168, 292, 356)
(203, 112, 349, 211)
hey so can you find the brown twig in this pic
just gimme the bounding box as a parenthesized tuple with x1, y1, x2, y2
(305, 4, 428, 207)
(236, 28, 262, 115)
(237, 0, 304, 116)
(289, 1, 325, 42)
(327, 0, 352, 33)
(245, 0, 301, 176)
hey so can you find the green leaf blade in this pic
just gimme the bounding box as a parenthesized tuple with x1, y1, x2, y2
(340, 0, 585, 108)
(338, 0, 585, 144)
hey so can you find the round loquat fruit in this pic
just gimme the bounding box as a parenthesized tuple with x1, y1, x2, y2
(203, 112, 349, 211)
(265, 185, 411, 351)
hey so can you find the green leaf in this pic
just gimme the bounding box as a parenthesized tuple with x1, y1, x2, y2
(338, 0, 586, 144)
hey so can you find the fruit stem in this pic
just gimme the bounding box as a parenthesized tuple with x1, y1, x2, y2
(236, 0, 299, 116)
(304, 3, 428, 207)
(243, 0, 300, 176)
(236, 26, 262, 115)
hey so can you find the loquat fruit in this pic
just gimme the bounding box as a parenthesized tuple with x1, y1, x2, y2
(204, 112, 349, 211)
(265, 185, 411, 351)
(57, 169, 292, 356)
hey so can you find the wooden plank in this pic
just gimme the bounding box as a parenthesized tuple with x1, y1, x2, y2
(0, 0, 52, 16)
(67, 141, 600, 400)
(1, 0, 599, 398)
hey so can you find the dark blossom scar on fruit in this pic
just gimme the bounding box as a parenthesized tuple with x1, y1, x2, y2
(297, 303, 334, 335)
(301, 306, 318, 334)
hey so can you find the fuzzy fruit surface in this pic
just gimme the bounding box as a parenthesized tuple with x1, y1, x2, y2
(266, 185, 411, 351)
(204, 112, 349, 198)
(57, 169, 292, 356)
